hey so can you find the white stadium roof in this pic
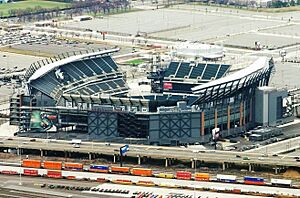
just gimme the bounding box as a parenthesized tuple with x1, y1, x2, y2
(192, 57, 269, 93)
(28, 48, 119, 83)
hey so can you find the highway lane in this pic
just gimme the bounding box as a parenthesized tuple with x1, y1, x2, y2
(0, 136, 275, 157)
(1, 137, 300, 168)
(246, 136, 300, 155)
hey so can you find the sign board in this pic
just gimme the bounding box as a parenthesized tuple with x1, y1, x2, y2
(212, 128, 220, 140)
(120, 145, 129, 155)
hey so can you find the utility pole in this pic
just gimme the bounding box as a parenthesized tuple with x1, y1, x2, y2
(119, 147, 123, 167)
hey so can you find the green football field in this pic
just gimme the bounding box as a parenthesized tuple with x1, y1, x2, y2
(125, 59, 145, 65)
(0, 0, 70, 16)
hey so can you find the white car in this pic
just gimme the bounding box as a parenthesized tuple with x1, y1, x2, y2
(73, 144, 80, 148)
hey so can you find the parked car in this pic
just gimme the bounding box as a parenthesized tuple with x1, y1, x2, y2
(73, 144, 80, 148)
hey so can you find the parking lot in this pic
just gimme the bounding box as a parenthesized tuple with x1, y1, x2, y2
(0, 30, 134, 56)
(64, 8, 284, 42)
(260, 24, 300, 37)
(0, 51, 41, 70)
(60, 3, 300, 52)
(221, 32, 300, 49)
(270, 61, 300, 90)
(0, 31, 56, 47)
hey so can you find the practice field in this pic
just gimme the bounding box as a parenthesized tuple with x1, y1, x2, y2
(125, 59, 145, 65)
(0, 0, 70, 16)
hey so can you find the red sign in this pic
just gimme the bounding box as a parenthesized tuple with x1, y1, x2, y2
(163, 82, 172, 90)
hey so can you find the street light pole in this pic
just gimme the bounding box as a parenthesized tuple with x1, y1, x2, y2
(119, 147, 123, 167)
(194, 157, 197, 198)
(18, 137, 22, 186)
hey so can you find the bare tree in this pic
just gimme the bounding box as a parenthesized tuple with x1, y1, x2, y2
(131, 68, 138, 79)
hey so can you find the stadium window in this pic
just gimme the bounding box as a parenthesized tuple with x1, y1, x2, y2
(276, 97, 283, 119)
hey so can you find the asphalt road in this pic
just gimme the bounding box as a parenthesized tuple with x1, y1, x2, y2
(246, 135, 300, 155)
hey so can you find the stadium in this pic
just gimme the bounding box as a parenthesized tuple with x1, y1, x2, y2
(9, 48, 293, 145)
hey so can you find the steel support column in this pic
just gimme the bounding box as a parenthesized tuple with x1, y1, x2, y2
(240, 102, 243, 127)
(138, 155, 141, 165)
(214, 108, 218, 129)
(201, 111, 205, 136)
(227, 105, 230, 130)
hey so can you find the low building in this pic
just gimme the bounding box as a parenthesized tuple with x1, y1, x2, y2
(255, 87, 294, 127)
(171, 42, 224, 61)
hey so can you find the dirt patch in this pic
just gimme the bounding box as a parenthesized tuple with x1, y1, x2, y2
(283, 168, 300, 179)
(0, 153, 18, 160)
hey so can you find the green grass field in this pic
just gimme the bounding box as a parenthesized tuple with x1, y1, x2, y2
(0, 0, 70, 16)
(125, 59, 145, 65)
